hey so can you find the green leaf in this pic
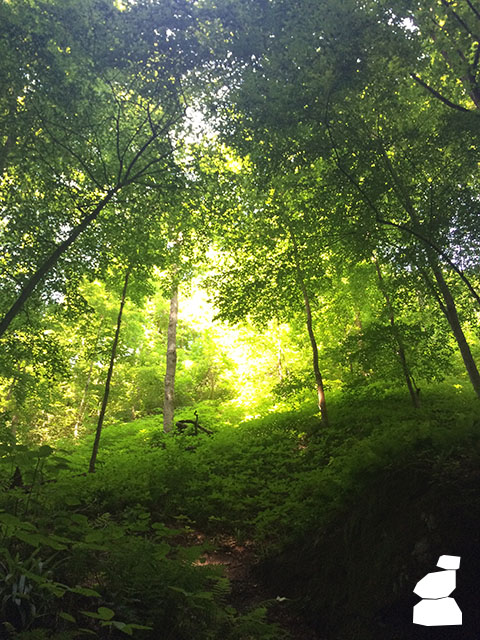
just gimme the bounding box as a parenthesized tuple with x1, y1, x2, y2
(112, 621, 127, 631)
(128, 624, 154, 630)
(194, 591, 214, 601)
(70, 514, 89, 525)
(14, 531, 42, 547)
(72, 541, 108, 551)
(0, 513, 23, 526)
(84, 531, 105, 544)
(59, 611, 76, 623)
(81, 610, 103, 620)
(52, 461, 70, 470)
(36, 445, 54, 458)
(118, 624, 133, 636)
(97, 607, 115, 620)
(69, 586, 101, 598)
(31, 533, 68, 550)
(154, 541, 170, 559)
(40, 582, 66, 597)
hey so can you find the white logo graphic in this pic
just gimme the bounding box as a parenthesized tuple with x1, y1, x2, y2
(413, 555, 462, 626)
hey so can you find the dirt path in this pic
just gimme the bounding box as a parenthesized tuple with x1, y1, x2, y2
(195, 535, 325, 640)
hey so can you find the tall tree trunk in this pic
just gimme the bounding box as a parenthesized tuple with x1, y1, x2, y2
(163, 285, 178, 433)
(303, 286, 328, 424)
(74, 316, 104, 439)
(372, 152, 480, 398)
(89, 270, 130, 473)
(0, 188, 118, 340)
(0, 112, 179, 340)
(289, 229, 328, 425)
(429, 260, 480, 399)
(374, 258, 420, 408)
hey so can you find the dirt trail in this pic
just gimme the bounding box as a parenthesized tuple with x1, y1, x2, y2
(195, 535, 325, 640)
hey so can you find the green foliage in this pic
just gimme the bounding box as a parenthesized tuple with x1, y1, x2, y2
(3, 1, 480, 638)
(0, 414, 291, 637)
(2, 382, 480, 638)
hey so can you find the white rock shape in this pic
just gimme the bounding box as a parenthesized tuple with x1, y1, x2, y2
(437, 555, 461, 570)
(413, 597, 462, 626)
(413, 569, 456, 598)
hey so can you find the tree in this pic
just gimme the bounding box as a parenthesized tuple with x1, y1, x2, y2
(89, 268, 130, 473)
(215, 0, 480, 398)
(0, 0, 215, 339)
(207, 165, 332, 423)
(373, 257, 420, 408)
(163, 280, 178, 433)
(386, 0, 480, 113)
(288, 225, 328, 423)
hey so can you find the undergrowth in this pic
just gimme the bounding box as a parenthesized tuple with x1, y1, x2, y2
(1, 382, 479, 639)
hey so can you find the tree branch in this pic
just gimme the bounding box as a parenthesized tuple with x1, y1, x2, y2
(38, 119, 103, 189)
(377, 217, 480, 307)
(122, 112, 182, 185)
(324, 101, 480, 308)
(410, 73, 471, 112)
(125, 150, 173, 185)
(0, 187, 119, 339)
(466, 0, 480, 23)
(440, 0, 480, 42)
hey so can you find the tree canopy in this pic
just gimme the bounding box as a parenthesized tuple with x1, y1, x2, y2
(1, 1, 480, 638)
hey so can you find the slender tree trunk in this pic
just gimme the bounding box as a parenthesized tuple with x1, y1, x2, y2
(429, 260, 480, 399)
(163, 285, 178, 433)
(0, 113, 177, 339)
(0, 188, 118, 339)
(304, 292, 328, 423)
(353, 309, 363, 332)
(289, 229, 328, 425)
(74, 316, 104, 439)
(374, 258, 420, 408)
(208, 367, 217, 400)
(89, 269, 130, 473)
(372, 152, 480, 398)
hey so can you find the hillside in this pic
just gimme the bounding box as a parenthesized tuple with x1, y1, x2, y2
(1, 387, 479, 639)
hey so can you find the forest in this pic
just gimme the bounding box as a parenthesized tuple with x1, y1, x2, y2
(1, 0, 480, 638)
